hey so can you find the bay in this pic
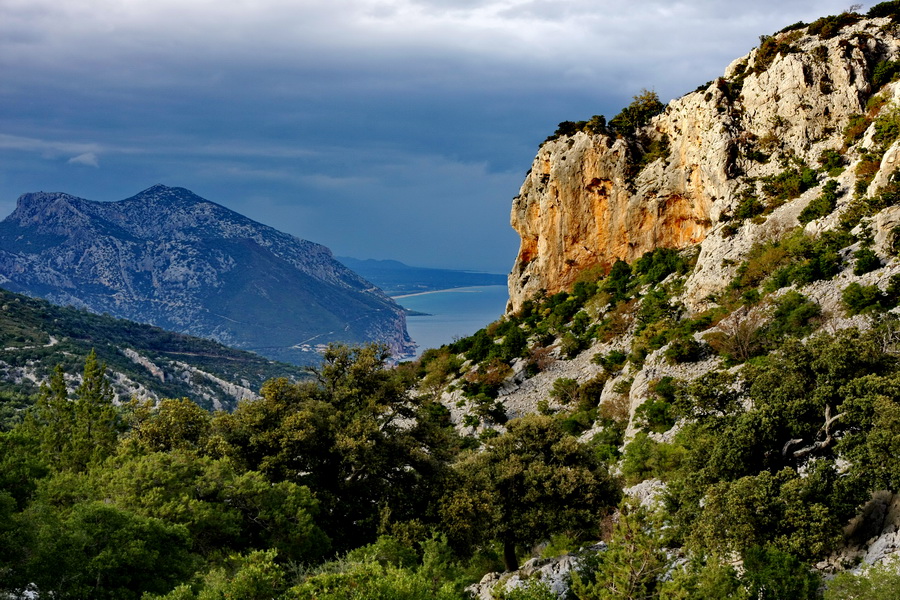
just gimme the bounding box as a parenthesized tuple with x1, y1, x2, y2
(393, 285, 509, 356)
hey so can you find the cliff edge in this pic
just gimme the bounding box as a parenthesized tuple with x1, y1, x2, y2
(508, 12, 889, 312)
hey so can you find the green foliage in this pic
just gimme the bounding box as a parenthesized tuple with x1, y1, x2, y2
(842, 282, 889, 315)
(664, 326, 899, 562)
(741, 545, 821, 600)
(844, 114, 870, 147)
(658, 556, 748, 600)
(592, 350, 628, 373)
(570, 505, 668, 600)
(807, 11, 862, 39)
(218, 344, 456, 553)
(761, 166, 818, 205)
(853, 247, 882, 275)
(874, 106, 900, 149)
(798, 179, 840, 224)
(609, 89, 665, 135)
(23, 500, 195, 600)
(734, 193, 765, 220)
(690, 468, 842, 560)
(825, 560, 900, 599)
(497, 581, 557, 600)
(664, 335, 704, 365)
(872, 60, 900, 89)
(26, 351, 121, 472)
(728, 228, 850, 297)
(148, 550, 287, 600)
(766, 291, 823, 341)
(639, 133, 671, 168)
(819, 149, 846, 176)
(544, 115, 609, 144)
(440, 414, 619, 571)
(634, 377, 678, 434)
(604, 260, 634, 303)
(633, 248, 687, 285)
(751, 35, 800, 74)
(870, 1, 900, 19)
(621, 433, 686, 484)
(549, 377, 579, 405)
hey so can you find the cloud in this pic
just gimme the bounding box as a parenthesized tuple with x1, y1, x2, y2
(0, 0, 862, 272)
(68, 152, 99, 167)
(0, 134, 102, 158)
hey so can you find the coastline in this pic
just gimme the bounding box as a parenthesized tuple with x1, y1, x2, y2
(391, 286, 494, 300)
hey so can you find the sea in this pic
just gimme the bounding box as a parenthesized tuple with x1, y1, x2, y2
(393, 285, 509, 356)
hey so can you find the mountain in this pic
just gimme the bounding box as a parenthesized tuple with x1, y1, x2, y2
(336, 257, 507, 295)
(0, 185, 415, 364)
(0, 286, 307, 414)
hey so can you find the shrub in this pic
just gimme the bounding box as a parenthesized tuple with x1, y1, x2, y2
(868, 1, 900, 21)
(872, 60, 900, 89)
(763, 291, 822, 344)
(853, 248, 882, 275)
(807, 12, 862, 39)
(664, 336, 704, 364)
(592, 349, 628, 373)
(818, 149, 845, 176)
(734, 193, 765, 220)
(798, 180, 840, 224)
(752, 36, 800, 74)
(633, 248, 687, 284)
(842, 282, 887, 315)
(762, 167, 818, 205)
(843, 114, 870, 147)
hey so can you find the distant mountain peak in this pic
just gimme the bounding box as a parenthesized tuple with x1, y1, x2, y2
(0, 186, 415, 362)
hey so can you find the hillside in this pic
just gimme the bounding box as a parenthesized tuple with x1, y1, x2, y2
(0, 286, 306, 416)
(0, 185, 414, 364)
(416, 5, 900, 597)
(11, 5, 900, 600)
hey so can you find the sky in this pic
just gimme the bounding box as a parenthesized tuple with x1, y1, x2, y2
(0, 0, 854, 273)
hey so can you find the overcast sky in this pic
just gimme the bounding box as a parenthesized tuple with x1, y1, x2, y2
(1, 0, 853, 272)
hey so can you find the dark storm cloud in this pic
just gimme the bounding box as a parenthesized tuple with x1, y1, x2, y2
(0, 0, 852, 271)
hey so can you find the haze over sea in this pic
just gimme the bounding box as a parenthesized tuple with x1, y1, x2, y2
(394, 285, 509, 357)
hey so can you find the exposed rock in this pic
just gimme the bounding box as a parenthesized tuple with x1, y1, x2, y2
(466, 544, 605, 600)
(508, 17, 898, 313)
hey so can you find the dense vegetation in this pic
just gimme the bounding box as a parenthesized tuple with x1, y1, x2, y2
(6, 247, 900, 598)
(0, 344, 624, 599)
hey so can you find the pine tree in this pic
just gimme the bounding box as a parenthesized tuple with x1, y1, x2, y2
(69, 349, 118, 469)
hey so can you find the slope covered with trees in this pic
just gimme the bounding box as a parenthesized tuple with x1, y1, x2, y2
(0, 287, 307, 416)
(12, 3, 900, 599)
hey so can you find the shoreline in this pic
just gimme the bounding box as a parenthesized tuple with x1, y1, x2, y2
(391, 285, 503, 300)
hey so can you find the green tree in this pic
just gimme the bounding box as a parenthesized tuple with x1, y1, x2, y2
(570, 505, 668, 600)
(30, 364, 73, 466)
(69, 350, 119, 469)
(609, 90, 665, 134)
(441, 414, 619, 571)
(217, 344, 456, 552)
(21, 500, 194, 600)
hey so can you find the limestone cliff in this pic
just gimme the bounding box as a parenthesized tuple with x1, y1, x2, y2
(508, 14, 893, 311)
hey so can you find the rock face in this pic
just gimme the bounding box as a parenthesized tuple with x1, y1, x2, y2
(508, 16, 894, 312)
(453, 15, 900, 596)
(0, 185, 414, 363)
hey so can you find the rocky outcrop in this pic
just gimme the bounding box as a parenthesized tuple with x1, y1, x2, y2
(0, 185, 415, 363)
(508, 16, 897, 312)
